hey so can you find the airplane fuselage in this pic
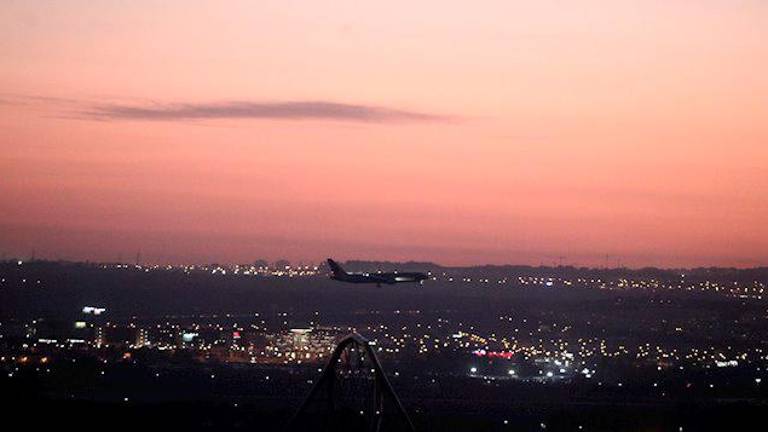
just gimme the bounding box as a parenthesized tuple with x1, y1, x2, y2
(327, 259, 428, 286)
(331, 272, 428, 285)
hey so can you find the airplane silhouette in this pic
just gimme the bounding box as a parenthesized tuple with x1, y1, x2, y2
(327, 259, 428, 287)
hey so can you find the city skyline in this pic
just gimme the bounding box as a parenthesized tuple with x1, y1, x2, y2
(2, 1, 767, 267)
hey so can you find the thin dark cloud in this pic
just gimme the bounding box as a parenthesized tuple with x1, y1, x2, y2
(78, 100, 447, 123)
(0, 93, 81, 106)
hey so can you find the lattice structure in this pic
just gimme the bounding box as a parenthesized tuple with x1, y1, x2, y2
(288, 333, 416, 432)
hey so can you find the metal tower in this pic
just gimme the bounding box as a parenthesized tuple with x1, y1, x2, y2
(288, 333, 416, 432)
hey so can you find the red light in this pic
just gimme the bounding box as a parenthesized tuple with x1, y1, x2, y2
(472, 350, 514, 360)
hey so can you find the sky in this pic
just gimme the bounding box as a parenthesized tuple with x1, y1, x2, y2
(1, 0, 767, 267)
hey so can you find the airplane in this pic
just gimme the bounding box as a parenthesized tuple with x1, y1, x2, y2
(327, 258, 429, 286)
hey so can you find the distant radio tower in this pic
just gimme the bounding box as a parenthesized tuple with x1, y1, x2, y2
(135, 251, 141, 266)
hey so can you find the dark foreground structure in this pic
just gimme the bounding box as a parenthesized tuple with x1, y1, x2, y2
(289, 333, 415, 432)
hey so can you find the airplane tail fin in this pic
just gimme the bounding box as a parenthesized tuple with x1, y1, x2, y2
(327, 258, 347, 277)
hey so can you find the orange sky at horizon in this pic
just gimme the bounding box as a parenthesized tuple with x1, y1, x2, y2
(1, 1, 767, 267)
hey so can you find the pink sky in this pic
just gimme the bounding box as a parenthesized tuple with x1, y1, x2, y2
(1, 1, 767, 267)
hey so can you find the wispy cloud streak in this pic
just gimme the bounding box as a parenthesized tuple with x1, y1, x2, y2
(79, 100, 446, 123)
